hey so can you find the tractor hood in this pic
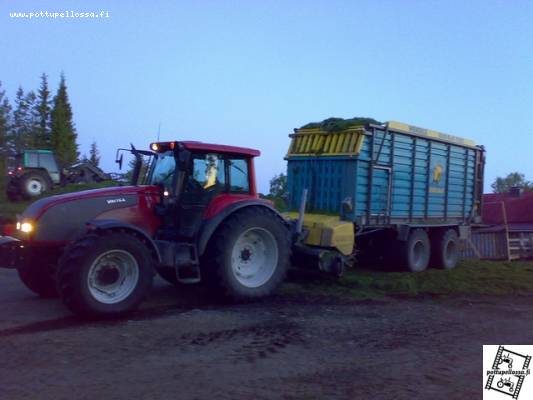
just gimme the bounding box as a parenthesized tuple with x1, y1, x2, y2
(19, 185, 162, 243)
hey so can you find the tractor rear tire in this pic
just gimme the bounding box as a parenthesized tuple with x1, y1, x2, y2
(20, 171, 50, 199)
(431, 229, 459, 270)
(57, 232, 155, 317)
(203, 207, 290, 300)
(400, 229, 430, 272)
(17, 260, 58, 298)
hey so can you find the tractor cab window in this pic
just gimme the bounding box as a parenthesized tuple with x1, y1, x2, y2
(187, 154, 225, 192)
(148, 152, 176, 187)
(26, 152, 39, 168)
(39, 153, 59, 173)
(228, 159, 249, 192)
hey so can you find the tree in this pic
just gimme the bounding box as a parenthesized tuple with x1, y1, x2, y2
(50, 73, 78, 167)
(25, 90, 40, 148)
(268, 173, 288, 210)
(269, 173, 287, 199)
(11, 86, 30, 155)
(89, 141, 100, 166)
(36, 73, 51, 148)
(491, 172, 533, 193)
(0, 82, 12, 199)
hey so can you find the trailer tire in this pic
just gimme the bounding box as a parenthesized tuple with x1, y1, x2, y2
(401, 229, 430, 272)
(203, 207, 290, 300)
(57, 232, 154, 317)
(431, 229, 459, 270)
(17, 261, 58, 298)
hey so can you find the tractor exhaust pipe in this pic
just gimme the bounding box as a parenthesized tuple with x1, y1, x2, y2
(296, 188, 308, 235)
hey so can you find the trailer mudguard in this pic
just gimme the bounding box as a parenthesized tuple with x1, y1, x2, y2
(197, 200, 288, 256)
(87, 219, 161, 262)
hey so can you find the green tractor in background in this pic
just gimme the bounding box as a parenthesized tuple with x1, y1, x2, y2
(6, 149, 111, 201)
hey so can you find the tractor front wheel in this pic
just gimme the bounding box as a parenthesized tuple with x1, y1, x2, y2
(57, 232, 154, 317)
(204, 207, 290, 300)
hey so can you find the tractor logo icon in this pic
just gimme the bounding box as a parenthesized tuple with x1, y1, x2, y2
(497, 377, 515, 393)
(485, 346, 532, 399)
(432, 164, 443, 184)
(498, 353, 514, 370)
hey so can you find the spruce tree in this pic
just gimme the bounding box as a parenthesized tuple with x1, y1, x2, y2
(0, 83, 12, 199)
(12, 86, 29, 155)
(36, 73, 51, 148)
(89, 141, 100, 166)
(50, 73, 79, 167)
(25, 90, 40, 149)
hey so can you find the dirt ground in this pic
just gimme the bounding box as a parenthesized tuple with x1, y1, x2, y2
(1, 268, 533, 400)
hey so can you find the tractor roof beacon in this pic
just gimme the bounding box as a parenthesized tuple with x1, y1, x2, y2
(1, 141, 291, 317)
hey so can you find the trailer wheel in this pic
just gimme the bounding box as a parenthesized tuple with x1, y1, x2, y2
(20, 171, 50, 198)
(204, 207, 290, 300)
(431, 229, 459, 270)
(57, 232, 154, 317)
(17, 261, 58, 298)
(401, 229, 430, 272)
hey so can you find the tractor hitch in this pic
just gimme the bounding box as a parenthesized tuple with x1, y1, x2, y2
(0, 236, 22, 269)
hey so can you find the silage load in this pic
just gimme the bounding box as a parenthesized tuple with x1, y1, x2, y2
(300, 117, 382, 132)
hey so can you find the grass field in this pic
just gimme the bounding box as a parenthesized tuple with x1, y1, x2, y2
(0, 181, 116, 223)
(285, 259, 533, 299)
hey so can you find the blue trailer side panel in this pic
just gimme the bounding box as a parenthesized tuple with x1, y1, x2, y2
(286, 125, 483, 226)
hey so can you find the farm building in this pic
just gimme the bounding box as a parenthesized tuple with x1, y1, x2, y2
(463, 187, 533, 260)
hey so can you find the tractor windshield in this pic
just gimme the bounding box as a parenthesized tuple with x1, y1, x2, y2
(147, 151, 176, 187)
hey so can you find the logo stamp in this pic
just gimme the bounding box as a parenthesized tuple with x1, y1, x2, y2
(485, 346, 532, 399)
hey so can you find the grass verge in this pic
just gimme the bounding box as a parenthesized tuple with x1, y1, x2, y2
(283, 259, 533, 299)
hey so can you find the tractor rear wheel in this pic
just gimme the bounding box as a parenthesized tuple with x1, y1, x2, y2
(20, 171, 50, 199)
(57, 232, 154, 317)
(204, 207, 290, 300)
(431, 229, 459, 270)
(17, 260, 58, 298)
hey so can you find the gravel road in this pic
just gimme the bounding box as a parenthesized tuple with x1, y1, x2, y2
(1, 268, 532, 400)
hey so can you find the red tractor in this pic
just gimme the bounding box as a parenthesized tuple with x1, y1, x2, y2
(1, 141, 291, 317)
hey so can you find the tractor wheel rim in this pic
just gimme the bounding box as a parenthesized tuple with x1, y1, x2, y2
(231, 227, 278, 288)
(87, 250, 139, 304)
(26, 179, 43, 195)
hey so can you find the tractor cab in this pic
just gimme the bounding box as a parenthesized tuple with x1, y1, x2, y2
(142, 141, 259, 240)
(12, 150, 61, 184)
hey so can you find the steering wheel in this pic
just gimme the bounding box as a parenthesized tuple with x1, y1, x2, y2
(186, 179, 204, 192)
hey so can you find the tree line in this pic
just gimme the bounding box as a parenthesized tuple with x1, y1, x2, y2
(0, 73, 89, 197)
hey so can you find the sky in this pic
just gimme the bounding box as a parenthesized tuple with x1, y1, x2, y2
(0, 0, 532, 193)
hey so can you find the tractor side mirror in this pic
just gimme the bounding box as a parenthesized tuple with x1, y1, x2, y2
(116, 153, 124, 170)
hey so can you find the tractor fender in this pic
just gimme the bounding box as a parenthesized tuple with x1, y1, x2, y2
(197, 200, 288, 256)
(86, 219, 162, 262)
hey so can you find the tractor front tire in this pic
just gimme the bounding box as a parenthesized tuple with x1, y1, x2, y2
(431, 229, 459, 270)
(57, 232, 155, 317)
(20, 171, 50, 199)
(17, 261, 58, 298)
(204, 207, 290, 300)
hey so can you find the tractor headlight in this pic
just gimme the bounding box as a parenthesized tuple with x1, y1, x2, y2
(17, 221, 34, 233)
